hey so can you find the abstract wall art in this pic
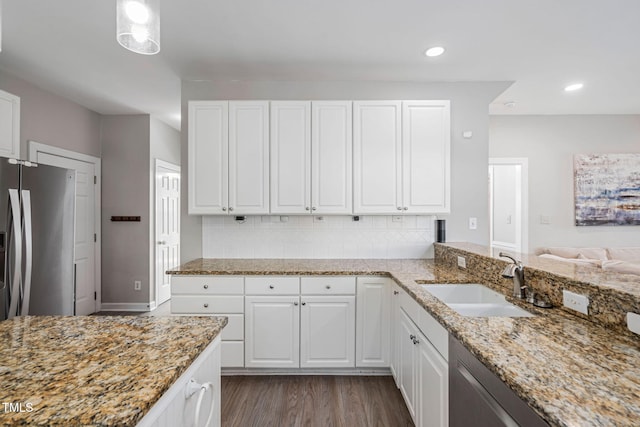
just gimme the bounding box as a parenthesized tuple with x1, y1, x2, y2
(574, 154, 640, 226)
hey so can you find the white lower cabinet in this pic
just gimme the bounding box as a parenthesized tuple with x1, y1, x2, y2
(396, 289, 449, 427)
(390, 283, 403, 385)
(356, 277, 391, 367)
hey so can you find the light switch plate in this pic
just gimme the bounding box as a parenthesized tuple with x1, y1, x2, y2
(562, 290, 589, 315)
(628, 312, 640, 335)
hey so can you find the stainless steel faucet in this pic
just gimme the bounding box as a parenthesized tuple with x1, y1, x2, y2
(499, 252, 526, 299)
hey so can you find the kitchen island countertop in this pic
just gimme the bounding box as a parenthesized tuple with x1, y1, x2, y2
(0, 315, 227, 426)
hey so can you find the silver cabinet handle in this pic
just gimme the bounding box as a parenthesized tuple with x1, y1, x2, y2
(204, 284, 209, 289)
(397, 207, 402, 211)
(269, 285, 274, 289)
(222, 207, 227, 212)
(409, 334, 416, 341)
(305, 207, 310, 211)
(294, 302, 299, 306)
(393, 290, 399, 295)
(157, 240, 166, 245)
(403, 207, 408, 211)
(412, 337, 420, 345)
(325, 285, 331, 289)
(311, 207, 317, 211)
(204, 303, 209, 308)
(302, 302, 306, 306)
(229, 207, 234, 212)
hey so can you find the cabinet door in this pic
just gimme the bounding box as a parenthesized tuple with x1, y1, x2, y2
(417, 331, 448, 427)
(390, 284, 403, 385)
(245, 296, 300, 368)
(399, 309, 418, 423)
(270, 101, 311, 214)
(0, 90, 20, 159)
(355, 277, 390, 367)
(311, 101, 353, 214)
(229, 101, 270, 214)
(402, 101, 450, 214)
(300, 295, 355, 368)
(353, 101, 402, 214)
(188, 101, 228, 214)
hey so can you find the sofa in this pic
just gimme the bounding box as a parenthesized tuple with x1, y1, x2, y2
(535, 247, 640, 275)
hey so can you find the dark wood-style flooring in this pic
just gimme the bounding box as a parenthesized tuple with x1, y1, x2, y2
(221, 375, 414, 427)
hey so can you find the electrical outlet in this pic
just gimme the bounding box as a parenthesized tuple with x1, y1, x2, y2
(457, 256, 467, 269)
(134, 280, 142, 291)
(562, 290, 589, 315)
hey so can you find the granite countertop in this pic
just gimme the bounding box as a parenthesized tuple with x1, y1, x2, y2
(169, 257, 640, 427)
(0, 315, 227, 426)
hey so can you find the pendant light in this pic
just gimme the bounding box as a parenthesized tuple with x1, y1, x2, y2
(116, 0, 160, 55)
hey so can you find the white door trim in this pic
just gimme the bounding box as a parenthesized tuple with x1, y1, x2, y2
(154, 159, 180, 309)
(489, 157, 529, 254)
(28, 140, 102, 312)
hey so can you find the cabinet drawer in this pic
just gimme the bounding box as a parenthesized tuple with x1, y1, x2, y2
(301, 276, 356, 295)
(220, 314, 244, 340)
(171, 275, 244, 295)
(245, 276, 300, 295)
(171, 295, 244, 313)
(419, 309, 448, 361)
(221, 341, 244, 368)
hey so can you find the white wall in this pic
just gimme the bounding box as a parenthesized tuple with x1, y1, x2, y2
(203, 215, 436, 259)
(181, 80, 510, 261)
(0, 69, 101, 158)
(490, 115, 640, 252)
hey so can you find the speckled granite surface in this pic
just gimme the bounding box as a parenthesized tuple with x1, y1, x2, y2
(0, 315, 227, 426)
(169, 253, 640, 427)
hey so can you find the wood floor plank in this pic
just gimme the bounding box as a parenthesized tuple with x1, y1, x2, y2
(221, 375, 414, 427)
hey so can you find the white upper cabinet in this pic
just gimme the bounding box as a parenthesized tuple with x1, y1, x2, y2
(353, 101, 403, 214)
(188, 100, 269, 215)
(312, 101, 353, 214)
(271, 101, 352, 215)
(402, 101, 451, 214)
(0, 89, 21, 160)
(354, 100, 450, 214)
(270, 101, 311, 214)
(188, 101, 228, 214)
(229, 101, 270, 214)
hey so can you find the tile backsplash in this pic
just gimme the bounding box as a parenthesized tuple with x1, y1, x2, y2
(202, 215, 437, 259)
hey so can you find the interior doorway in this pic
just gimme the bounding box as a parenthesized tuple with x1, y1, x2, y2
(489, 158, 528, 254)
(154, 159, 180, 308)
(29, 141, 101, 315)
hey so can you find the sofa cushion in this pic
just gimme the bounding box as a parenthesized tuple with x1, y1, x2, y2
(602, 260, 640, 275)
(538, 247, 608, 261)
(606, 247, 640, 263)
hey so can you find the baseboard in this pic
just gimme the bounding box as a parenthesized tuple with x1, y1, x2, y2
(148, 300, 157, 311)
(222, 368, 392, 376)
(99, 302, 150, 312)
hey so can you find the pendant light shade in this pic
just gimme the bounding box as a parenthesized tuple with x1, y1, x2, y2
(116, 0, 160, 55)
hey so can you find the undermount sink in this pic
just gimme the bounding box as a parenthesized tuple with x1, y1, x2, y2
(422, 284, 534, 318)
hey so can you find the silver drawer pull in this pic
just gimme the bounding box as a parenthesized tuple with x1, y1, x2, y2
(204, 303, 209, 308)
(269, 285, 274, 289)
(294, 302, 299, 306)
(204, 284, 209, 289)
(393, 290, 399, 295)
(409, 334, 416, 341)
(302, 302, 306, 306)
(325, 285, 331, 289)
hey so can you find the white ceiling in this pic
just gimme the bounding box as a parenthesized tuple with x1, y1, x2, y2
(1, 0, 639, 130)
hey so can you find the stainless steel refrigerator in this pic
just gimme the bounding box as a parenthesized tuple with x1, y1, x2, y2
(0, 157, 75, 320)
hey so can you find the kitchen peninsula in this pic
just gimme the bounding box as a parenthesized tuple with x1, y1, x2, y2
(0, 316, 227, 426)
(169, 243, 640, 427)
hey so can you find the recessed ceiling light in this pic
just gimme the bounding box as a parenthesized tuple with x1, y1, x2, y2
(564, 83, 584, 92)
(425, 46, 445, 57)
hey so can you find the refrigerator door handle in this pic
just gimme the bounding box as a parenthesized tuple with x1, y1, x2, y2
(7, 189, 22, 319)
(21, 190, 33, 316)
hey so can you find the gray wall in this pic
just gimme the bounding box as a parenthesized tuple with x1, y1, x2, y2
(0, 69, 101, 158)
(490, 115, 640, 252)
(181, 80, 510, 261)
(101, 115, 151, 305)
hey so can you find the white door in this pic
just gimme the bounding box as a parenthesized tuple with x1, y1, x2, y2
(228, 101, 269, 214)
(155, 160, 180, 307)
(270, 101, 311, 214)
(312, 101, 353, 214)
(355, 277, 390, 367)
(489, 158, 529, 253)
(390, 284, 402, 386)
(399, 309, 418, 423)
(353, 101, 402, 214)
(188, 101, 228, 214)
(402, 101, 451, 214)
(245, 295, 300, 368)
(29, 144, 99, 316)
(417, 331, 449, 427)
(300, 295, 355, 368)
